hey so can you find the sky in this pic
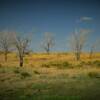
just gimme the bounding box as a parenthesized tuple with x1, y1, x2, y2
(0, 0, 100, 52)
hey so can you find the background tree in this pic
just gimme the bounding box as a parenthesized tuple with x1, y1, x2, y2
(42, 32, 55, 54)
(12, 33, 31, 67)
(89, 39, 100, 59)
(0, 31, 12, 61)
(69, 29, 90, 61)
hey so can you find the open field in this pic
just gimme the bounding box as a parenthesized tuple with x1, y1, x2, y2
(0, 53, 100, 100)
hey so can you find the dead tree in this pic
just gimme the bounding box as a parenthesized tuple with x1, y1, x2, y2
(0, 31, 11, 61)
(69, 29, 90, 61)
(12, 33, 31, 67)
(42, 32, 54, 54)
(89, 39, 100, 59)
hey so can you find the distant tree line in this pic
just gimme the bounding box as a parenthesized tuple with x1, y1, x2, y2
(0, 29, 99, 67)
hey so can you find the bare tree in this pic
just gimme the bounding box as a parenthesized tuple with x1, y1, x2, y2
(89, 39, 100, 59)
(42, 32, 54, 54)
(0, 31, 11, 61)
(69, 29, 90, 61)
(12, 33, 31, 67)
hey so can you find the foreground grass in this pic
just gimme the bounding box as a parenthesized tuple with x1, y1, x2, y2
(0, 53, 100, 100)
(0, 65, 100, 100)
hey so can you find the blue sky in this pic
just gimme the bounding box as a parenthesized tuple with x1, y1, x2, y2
(0, 0, 100, 52)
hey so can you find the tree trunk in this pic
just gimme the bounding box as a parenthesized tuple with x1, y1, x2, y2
(20, 56, 23, 67)
(89, 48, 93, 59)
(47, 43, 50, 54)
(5, 52, 7, 62)
(76, 52, 80, 61)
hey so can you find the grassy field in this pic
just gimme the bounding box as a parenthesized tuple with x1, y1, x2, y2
(0, 53, 100, 100)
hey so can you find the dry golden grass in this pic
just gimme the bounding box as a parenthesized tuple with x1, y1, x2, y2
(0, 52, 100, 100)
(0, 52, 100, 77)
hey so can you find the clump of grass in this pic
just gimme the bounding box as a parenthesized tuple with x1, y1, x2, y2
(14, 69, 20, 74)
(76, 61, 89, 68)
(92, 60, 100, 67)
(20, 72, 31, 79)
(48, 61, 71, 69)
(80, 61, 86, 65)
(34, 70, 40, 75)
(87, 61, 92, 65)
(61, 61, 71, 68)
(41, 64, 50, 68)
(88, 72, 100, 78)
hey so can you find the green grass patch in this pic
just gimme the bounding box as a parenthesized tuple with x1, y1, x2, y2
(42, 61, 71, 69)
(20, 71, 31, 79)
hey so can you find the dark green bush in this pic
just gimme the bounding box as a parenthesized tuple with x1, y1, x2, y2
(20, 72, 31, 79)
(92, 60, 100, 67)
(88, 72, 100, 78)
(49, 61, 70, 69)
(62, 61, 70, 67)
(34, 70, 40, 75)
(14, 69, 20, 74)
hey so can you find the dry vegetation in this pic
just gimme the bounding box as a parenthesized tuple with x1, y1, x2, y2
(0, 53, 100, 100)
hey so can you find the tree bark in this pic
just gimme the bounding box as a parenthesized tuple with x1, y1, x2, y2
(20, 56, 23, 67)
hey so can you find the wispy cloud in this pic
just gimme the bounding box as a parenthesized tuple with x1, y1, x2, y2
(80, 16, 93, 22)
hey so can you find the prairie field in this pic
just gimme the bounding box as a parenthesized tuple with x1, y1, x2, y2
(0, 53, 100, 100)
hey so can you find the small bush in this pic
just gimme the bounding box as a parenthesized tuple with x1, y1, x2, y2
(80, 61, 86, 65)
(92, 60, 100, 67)
(88, 72, 100, 78)
(76, 61, 87, 67)
(20, 72, 31, 79)
(34, 70, 40, 75)
(14, 69, 20, 74)
(41, 61, 71, 69)
(87, 61, 92, 65)
(50, 61, 70, 69)
(62, 61, 70, 68)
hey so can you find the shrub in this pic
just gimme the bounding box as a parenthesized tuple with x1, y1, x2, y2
(41, 61, 70, 69)
(92, 60, 100, 67)
(62, 61, 70, 68)
(88, 72, 100, 78)
(87, 61, 92, 65)
(14, 69, 20, 74)
(81, 61, 85, 64)
(75, 61, 85, 68)
(34, 70, 40, 75)
(20, 72, 31, 79)
(50, 61, 70, 69)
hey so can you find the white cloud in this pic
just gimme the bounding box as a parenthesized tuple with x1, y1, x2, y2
(80, 16, 93, 21)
